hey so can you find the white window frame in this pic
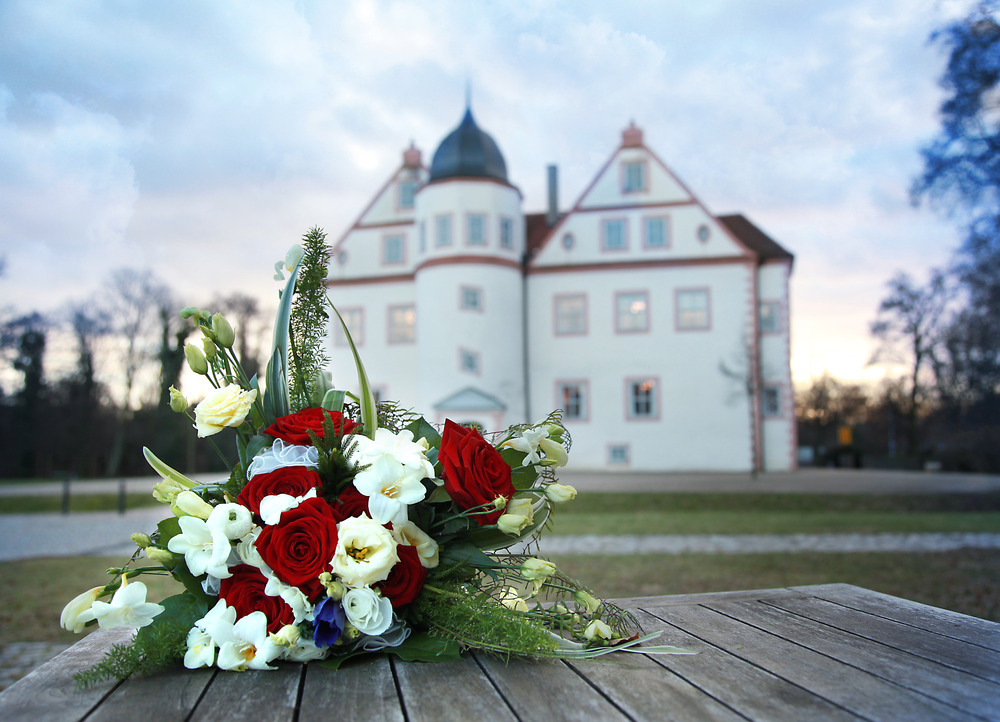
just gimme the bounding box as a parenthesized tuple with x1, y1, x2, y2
(460, 285, 483, 312)
(554, 294, 587, 336)
(435, 214, 452, 247)
(556, 380, 588, 421)
(334, 308, 364, 348)
(615, 291, 649, 333)
(759, 301, 781, 334)
(382, 234, 405, 265)
(676, 288, 710, 331)
(622, 160, 646, 193)
(643, 216, 670, 249)
(626, 377, 659, 420)
(602, 219, 628, 252)
(387, 304, 416, 344)
(467, 213, 487, 246)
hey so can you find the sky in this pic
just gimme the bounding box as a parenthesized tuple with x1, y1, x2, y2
(0, 0, 975, 393)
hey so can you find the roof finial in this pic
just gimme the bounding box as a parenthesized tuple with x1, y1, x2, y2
(465, 78, 472, 112)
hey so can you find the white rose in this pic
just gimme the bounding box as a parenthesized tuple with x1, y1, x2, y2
(341, 587, 393, 636)
(331, 515, 399, 586)
(193, 383, 257, 438)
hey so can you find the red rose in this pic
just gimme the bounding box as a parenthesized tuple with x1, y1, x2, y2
(439, 419, 514, 526)
(328, 486, 371, 523)
(255, 497, 339, 601)
(377, 544, 427, 608)
(265, 408, 362, 445)
(219, 565, 294, 634)
(237, 466, 322, 517)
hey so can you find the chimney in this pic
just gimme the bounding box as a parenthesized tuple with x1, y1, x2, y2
(403, 141, 422, 168)
(546, 164, 559, 227)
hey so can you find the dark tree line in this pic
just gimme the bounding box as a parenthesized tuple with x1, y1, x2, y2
(0, 265, 266, 479)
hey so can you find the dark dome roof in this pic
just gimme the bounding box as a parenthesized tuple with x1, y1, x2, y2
(429, 108, 508, 182)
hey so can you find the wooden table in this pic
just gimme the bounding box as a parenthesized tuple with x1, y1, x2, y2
(3, 583, 998, 721)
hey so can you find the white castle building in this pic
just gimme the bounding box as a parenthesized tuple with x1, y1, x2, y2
(326, 107, 796, 472)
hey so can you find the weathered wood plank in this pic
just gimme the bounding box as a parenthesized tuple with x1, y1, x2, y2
(614, 586, 805, 609)
(792, 583, 1000, 651)
(87, 665, 215, 722)
(645, 602, 975, 721)
(711, 598, 1000, 719)
(0, 627, 132, 722)
(625, 608, 861, 721)
(299, 656, 405, 722)
(475, 652, 631, 721)
(771, 594, 1000, 684)
(187, 663, 302, 722)
(392, 655, 519, 722)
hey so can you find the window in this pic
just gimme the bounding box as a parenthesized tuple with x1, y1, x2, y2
(398, 180, 417, 210)
(382, 234, 405, 265)
(697, 224, 711, 242)
(467, 213, 487, 245)
(387, 305, 415, 344)
(435, 214, 452, 247)
(616, 291, 649, 333)
(627, 378, 658, 419)
(759, 301, 781, 333)
(554, 294, 587, 335)
(419, 221, 426, 253)
(460, 349, 479, 374)
(644, 216, 669, 248)
(562, 233, 575, 250)
(622, 161, 646, 193)
(676, 289, 710, 330)
(557, 382, 587, 420)
(608, 444, 630, 465)
(762, 387, 782, 417)
(334, 308, 364, 347)
(602, 219, 627, 251)
(460, 286, 483, 311)
(500, 217, 514, 250)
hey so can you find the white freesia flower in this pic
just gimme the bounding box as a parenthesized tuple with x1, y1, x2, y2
(171, 490, 214, 519)
(193, 384, 257, 438)
(196, 598, 237, 632)
(584, 619, 613, 641)
(247, 438, 319, 479)
(539, 438, 569, 467)
(393, 521, 439, 569)
(89, 580, 164, 630)
(331, 515, 399, 586)
(350, 429, 433, 526)
(60, 586, 102, 633)
(264, 574, 314, 624)
(281, 637, 326, 662)
(502, 427, 547, 465)
(236, 527, 270, 571)
(341, 587, 394, 636)
(258, 488, 318, 526)
(184, 626, 215, 669)
(168, 515, 233, 579)
(212, 611, 281, 671)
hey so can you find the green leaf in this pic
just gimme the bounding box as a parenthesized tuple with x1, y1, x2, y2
(150, 593, 210, 631)
(264, 262, 300, 421)
(404, 416, 442, 448)
(316, 649, 372, 670)
(438, 541, 496, 571)
(500, 448, 539, 490)
(425, 484, 452, 504)
(321, 388, 346, 412)
(328, 300, 377, 437)
(156, 516, 181, 543)
(143, 447, 198, 488)
(387, 632, 462, 663)
(244, 434, 272, 462)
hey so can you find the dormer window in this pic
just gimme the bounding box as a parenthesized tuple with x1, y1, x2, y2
(398, 180, 417, 210)
(622, 161, 646, 193)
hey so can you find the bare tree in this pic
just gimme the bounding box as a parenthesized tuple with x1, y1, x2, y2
(869, 270, 951, 455)
(719, 338, 762, 476)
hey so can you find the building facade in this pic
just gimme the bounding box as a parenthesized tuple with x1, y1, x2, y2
(327, 108, 796, 472)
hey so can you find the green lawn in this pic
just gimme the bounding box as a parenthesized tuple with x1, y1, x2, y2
(0, 494, 161, 514)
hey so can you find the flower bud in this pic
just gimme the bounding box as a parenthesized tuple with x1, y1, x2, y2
(60, 586, 103, 633)
(184, 343, 208, 375)
(171, 490, 214, 519)
(211, 313, 235, 349)
(168, 385, 188, 413)
(269, 624, 301, 648)
(284, 244, 304, 271)
(145, 547, 176, 564)
(342, 622, 361, 641)
(544, 482, 577, 504)
(584, 619, 613, 642)
(520, 557, 556, 581)
(574, 590, 601, 614)
(492, 495, 509, 511)
(497, 497, 534, 536)
(547, 424, 566, 442)
(539, 438, 569, 468)
(318, 573, 346, 601)
(130, 533, 151, 549)
(202, 336, 217, 360)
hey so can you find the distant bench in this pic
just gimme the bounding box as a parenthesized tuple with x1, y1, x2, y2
(2, 584, 998, 721)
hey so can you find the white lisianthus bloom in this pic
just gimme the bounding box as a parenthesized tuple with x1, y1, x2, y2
(207, 503, 253, 540)
(247, 438, 319, 479)
(521, 557, 557, 583)
(89, 580, 165, 630)
(584, 619, 614, 642)
(497, 497, 535, 536)
(258, 488, 318, 526)
(212, 611, 281, 671)
(331, 515, 400, 586)
(341, 587, 394, 636)
(60, 586, 103, 633)
(392, 521, 439, 569)
(168, 515, 233, 579)
(544, 482, 577, 504)
(193, 384, 257, 438)
(349, 429, 433, 526)
(184, 626, 216, 669)
(502, 427, 548, 465)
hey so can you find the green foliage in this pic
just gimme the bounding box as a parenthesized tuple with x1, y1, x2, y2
(74, 622, 184, 688)
(288, 228, 332, 411)
(415, 578, 558, 657)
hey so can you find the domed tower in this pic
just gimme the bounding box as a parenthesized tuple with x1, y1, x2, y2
(413, 106, 526, 429)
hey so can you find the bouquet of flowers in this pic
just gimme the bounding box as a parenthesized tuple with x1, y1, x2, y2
(61, 229, 690, 684)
